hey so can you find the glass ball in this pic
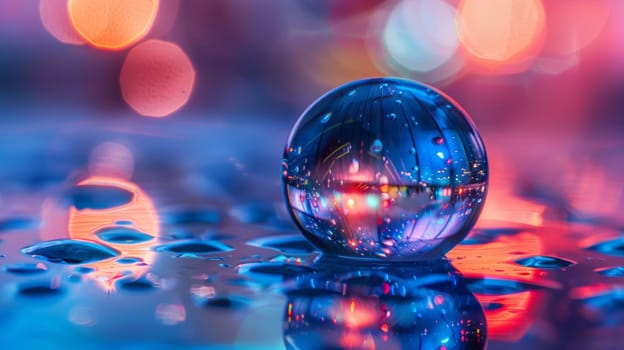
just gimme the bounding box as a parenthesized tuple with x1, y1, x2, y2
(281, 78, 488, 261)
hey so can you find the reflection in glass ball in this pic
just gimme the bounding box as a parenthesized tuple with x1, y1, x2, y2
(282, 78, 488, 261)
(283, 260, 487, 349)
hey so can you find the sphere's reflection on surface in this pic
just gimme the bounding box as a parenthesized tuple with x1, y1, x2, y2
(283, 259, 487, 350)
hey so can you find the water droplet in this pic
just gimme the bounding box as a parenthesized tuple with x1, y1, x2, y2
(320, 112, 332, 124)
(155, 240, 233, 255)
(115, 257, 143, 264)
(66, 273, 84, 283)
(95, 227, 154, 244)
(200, 296, 251, 309)
(433, 136, 444, 145)
(0, 217, 38, 232)
(21, 240, 119, 264)
(370, 139, 383, 154)
(514, 256, 576, 269)
(348, 90, 356, 96)
(385, 113, 397, 120)
(587, 238, 624, 257)
(74, 266, 95, 274)
(17, 282, 63, 298)
(465, 277, 546, 295)
(68, 185, 133, 210)
(247, 234, 317, 255)
(191, 286, 251, 309)
(237, 262, 316, 283)
(164, 209, 221, 226)
(483, 302, 504, 311)
(117, 277, 158, 291)
(460, 228, 525, 245)
(3, 262, 48, 274)
(595, 266, 624, 277)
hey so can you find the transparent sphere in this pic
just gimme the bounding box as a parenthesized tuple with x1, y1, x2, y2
(281, 78, 488, 261)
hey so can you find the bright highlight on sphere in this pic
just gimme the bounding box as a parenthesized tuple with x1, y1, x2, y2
(119, 39, 195, 118)
(39, 0, 84, 45)
(456, 0, 546, 64)
(282, 78, 488, 261)
(383, 0, 459, 73)
(68, 0, 158, 50)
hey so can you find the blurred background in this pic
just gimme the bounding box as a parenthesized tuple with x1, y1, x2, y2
(1, 2, 624, 349)
(1, 0, 623, 134)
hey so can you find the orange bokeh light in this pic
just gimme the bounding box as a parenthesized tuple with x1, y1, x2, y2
(456, 0, 546, 66)
(68, 176, 160, 291)
(39, 0, 84, 45)
(69, 176, 160, 239)
(68, 0, 158, 50)
(149, 0, 180, 37)
(541, 0, 611, 56)
(120, 39, 195, 118)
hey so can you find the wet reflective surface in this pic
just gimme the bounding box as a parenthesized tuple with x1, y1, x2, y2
(0, 118, 622, 349)
(282, 260, 487, 349)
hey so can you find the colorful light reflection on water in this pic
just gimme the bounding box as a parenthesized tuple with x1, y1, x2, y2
(0, 119, 621, 349)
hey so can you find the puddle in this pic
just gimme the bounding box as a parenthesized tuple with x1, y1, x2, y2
(155, 240, 233, 255)
(465, 277, 553, 295)
(17, 281, 63, 298)
(21, 240, 119, 264)
(95, 227, 154, 244)
(247, 234, 317, 255)
(595, 266, 624, 278)
(198, 296, 251, 309)
(514, 255, 576, 269)
(587, 238, 624, 257)
(117, 277, 159, 291)
(236, 262, 317, 283)
(69, 185, 133, 210)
